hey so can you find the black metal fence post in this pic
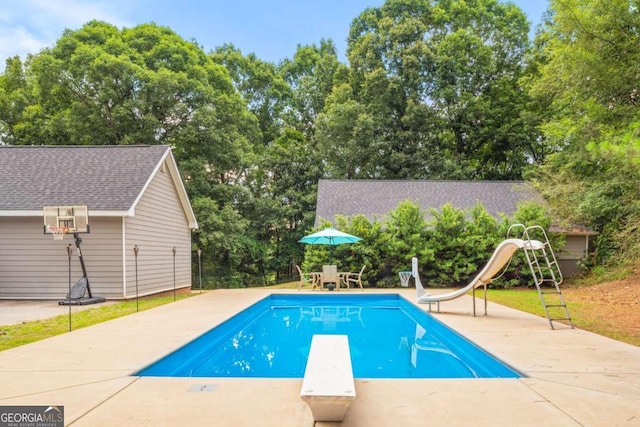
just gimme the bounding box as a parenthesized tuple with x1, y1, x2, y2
(172, 247, 177, 301)
(197, 248, 202, 293)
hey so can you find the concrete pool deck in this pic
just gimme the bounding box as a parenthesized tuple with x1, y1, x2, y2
(0, 288, 639, 426)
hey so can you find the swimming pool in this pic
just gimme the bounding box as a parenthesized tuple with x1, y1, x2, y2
(136, 294, 522, 379)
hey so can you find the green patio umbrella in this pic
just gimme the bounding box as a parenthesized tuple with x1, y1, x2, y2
(298, 227, 362, 263)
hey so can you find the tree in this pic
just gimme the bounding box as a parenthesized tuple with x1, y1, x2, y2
(279, 39, 345, 138)
(384, 200, 433, 273)
(210, 44, 291, 146)
(317, 0, 535, 180)
(532, 0, 640, 155)
(243, 129, 323, 280)
(0, 56, 32, 144)
(191, 196, 268, 287)
(211, 43, 335, 281)
(17, 22, 204, 144)
(528, 0, 640, 263)
(1, 21, 258, 157)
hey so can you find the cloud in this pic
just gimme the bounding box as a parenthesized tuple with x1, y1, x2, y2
(0, 26, 47, 63)
(0, 0, 133, 65)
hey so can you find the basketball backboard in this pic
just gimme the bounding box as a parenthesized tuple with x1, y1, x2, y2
(43, 206, 89, 236)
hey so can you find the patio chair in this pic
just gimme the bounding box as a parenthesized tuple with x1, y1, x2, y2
(343, 265, 366, 290)
(296, 265, 317, 290)
(321, 265, 339, 290)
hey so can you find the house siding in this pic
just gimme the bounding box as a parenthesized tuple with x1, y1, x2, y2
(0, 216, 123, 299)
(0, 146, 197, 300)
(123, 159, 192, 298)
(557, 235, 589, 277)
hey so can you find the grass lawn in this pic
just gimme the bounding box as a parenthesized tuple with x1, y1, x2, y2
(486, 287, 640, 347)
(0, 294, 193, 352)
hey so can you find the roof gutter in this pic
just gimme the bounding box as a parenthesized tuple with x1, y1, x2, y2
(0, 209, 132, 217)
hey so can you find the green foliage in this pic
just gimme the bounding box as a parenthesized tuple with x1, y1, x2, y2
(0, 57, 31, 143)
(317, 0, 536, 180)
(529, 153, 640, 265)
(421, 203, 501, 287)
(0, 21, 269, 287)
(534, 0, 640, 152)
(210, 44, 291, 145)
(384, 200, 433, 274)
(511, 201, 552, 230)
(527, 0, 640, 265)
(279, 39, 343, 138)
(243, 129, 323, 279)
(211, 42, 338, 283)
(10, 21, 238, 146)
(300, 200, 554, 289)
(191, 196, 268, 288)
(335, 215, 387, 287)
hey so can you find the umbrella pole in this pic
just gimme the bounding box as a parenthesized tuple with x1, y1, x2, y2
(329, 237, 334, 264)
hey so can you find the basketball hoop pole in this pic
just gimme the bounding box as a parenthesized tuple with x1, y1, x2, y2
(46, 205, 105, 306)
(72, 232, 94, 298)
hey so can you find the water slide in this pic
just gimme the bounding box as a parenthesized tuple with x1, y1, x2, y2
(415, 238, 543, 305)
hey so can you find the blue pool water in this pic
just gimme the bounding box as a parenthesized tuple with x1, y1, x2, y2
(137, 294, 521, 379)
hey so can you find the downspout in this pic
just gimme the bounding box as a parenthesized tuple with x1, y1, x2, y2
(585, 235, 589, 254)
(585, 234, 591, 266)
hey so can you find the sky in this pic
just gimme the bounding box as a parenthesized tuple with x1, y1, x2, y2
(0, 0, 549, 66)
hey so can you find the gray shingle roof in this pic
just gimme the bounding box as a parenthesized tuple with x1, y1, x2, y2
(0, 145, 170, 211)
(315, 179, 544, 226)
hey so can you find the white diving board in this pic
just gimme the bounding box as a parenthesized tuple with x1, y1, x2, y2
(300, 334, 356, 422)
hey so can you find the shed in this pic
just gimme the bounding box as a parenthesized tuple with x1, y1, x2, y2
(0, 145, 197, 300)
(314, 179, 596, 276)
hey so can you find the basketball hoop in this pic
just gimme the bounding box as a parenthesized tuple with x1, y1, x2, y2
(399, 271, 413, 287)
(49, 226, 69, 241)
(43, 206, 89, 239)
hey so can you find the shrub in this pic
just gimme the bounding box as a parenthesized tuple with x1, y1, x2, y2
(301, 200, 555, 289)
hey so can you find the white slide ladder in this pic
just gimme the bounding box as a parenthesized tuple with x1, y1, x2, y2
(508, 224, 574, 330)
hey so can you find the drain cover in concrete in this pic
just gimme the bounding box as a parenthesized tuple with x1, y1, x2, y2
(188, 384, 219, 392)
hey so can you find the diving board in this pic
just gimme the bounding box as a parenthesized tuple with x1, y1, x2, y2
(300, 334, 356, 422)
